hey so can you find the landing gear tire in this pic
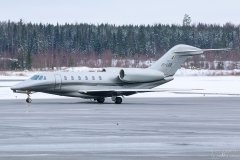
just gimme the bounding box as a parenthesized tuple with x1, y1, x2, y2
(26, 97, 32, 103)
(96, 97, 105, 103)
(26, 91, 32, 103)
(115, 97, 122, 104)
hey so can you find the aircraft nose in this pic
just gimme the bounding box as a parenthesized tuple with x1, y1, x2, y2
(11, 83, 22, 91)
(11, 82, 28, 91)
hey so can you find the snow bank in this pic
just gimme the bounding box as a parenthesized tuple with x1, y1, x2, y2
(132, 76, 240, 97)
(1, 67, 240, 77)
(175, 68, 240, 76)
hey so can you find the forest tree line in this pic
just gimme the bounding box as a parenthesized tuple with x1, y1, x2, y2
(0, 20, 240, 70)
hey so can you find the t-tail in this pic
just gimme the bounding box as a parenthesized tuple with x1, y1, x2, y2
(148, 44, 230, 77)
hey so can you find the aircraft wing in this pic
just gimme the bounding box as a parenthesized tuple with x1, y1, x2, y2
(78, 88, 203, 97)
(78, 88, 240, 97)
(171, 91, 240, 96)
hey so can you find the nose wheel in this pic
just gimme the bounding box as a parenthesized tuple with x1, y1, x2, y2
(26, 91, 32, 103)
(26, 97, 32, 103)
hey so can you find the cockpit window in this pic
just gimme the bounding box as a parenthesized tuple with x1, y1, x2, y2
(30, 75, 46, 80)
(30, 75, 40, 80)
(38, 76, 43, 80)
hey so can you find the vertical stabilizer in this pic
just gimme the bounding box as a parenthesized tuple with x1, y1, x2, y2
(149, 44, 229, 76)
(149, 44, 203, 76)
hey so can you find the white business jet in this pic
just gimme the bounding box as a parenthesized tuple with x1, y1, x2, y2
(11, 44, 228, 104)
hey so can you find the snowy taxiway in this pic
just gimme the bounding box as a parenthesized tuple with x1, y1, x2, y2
(0, 98, 240, 160)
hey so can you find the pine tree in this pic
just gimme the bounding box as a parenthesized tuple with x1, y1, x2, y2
(0, 20, 240, 70)
(183, 14, 191, 26)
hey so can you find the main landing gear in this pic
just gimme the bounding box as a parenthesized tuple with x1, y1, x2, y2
(96, 97, 105, 103)
(95, 97, 123, 104)
(26, 91, 32, 103)
(114, 97, 122, 104)
(112, 96, 123, 104)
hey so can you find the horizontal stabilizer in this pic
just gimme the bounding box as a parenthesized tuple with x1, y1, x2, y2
(174, 50, 203, 56)
(174, 48, 230, 56)
(202, 48, 231, 52)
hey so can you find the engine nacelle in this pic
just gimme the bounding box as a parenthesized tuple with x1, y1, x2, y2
(119, 68, 165, 83)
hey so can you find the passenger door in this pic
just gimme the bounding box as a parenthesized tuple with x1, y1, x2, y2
(54, 74, 62, 90)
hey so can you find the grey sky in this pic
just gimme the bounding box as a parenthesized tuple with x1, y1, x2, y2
(0, 0, 239, 25)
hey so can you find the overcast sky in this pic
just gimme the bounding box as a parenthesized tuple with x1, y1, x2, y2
(0, 0, 239, 25)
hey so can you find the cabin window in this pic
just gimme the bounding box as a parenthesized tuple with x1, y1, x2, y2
(64, 76, 67, 80)
(38, 76, 43, 80)
(43, 76, 46, 80)
(71, 76, 74, 80)
(92, 76, 95, 80)
(85, 76, 88, 80)
(99, 76, 102, 80)
(78, 76, 81, 80)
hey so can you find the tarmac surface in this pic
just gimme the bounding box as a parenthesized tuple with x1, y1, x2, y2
(0, 97, 240, 160)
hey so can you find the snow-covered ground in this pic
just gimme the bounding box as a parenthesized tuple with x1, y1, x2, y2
(175, 68, 240, 76)
(0, 68, 240, 100)
(132, 76, 240, 97)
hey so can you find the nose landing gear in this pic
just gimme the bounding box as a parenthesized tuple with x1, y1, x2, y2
(26, 97, 32, 103)
(26, 91, 32, 103)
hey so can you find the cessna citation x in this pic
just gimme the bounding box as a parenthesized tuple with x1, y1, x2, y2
(11, 44, 228, 104)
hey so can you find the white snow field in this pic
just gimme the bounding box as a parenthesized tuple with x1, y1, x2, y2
(0, 68, 240, 100)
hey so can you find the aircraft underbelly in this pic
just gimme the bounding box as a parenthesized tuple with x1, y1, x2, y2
(54, 79, 168, 98)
